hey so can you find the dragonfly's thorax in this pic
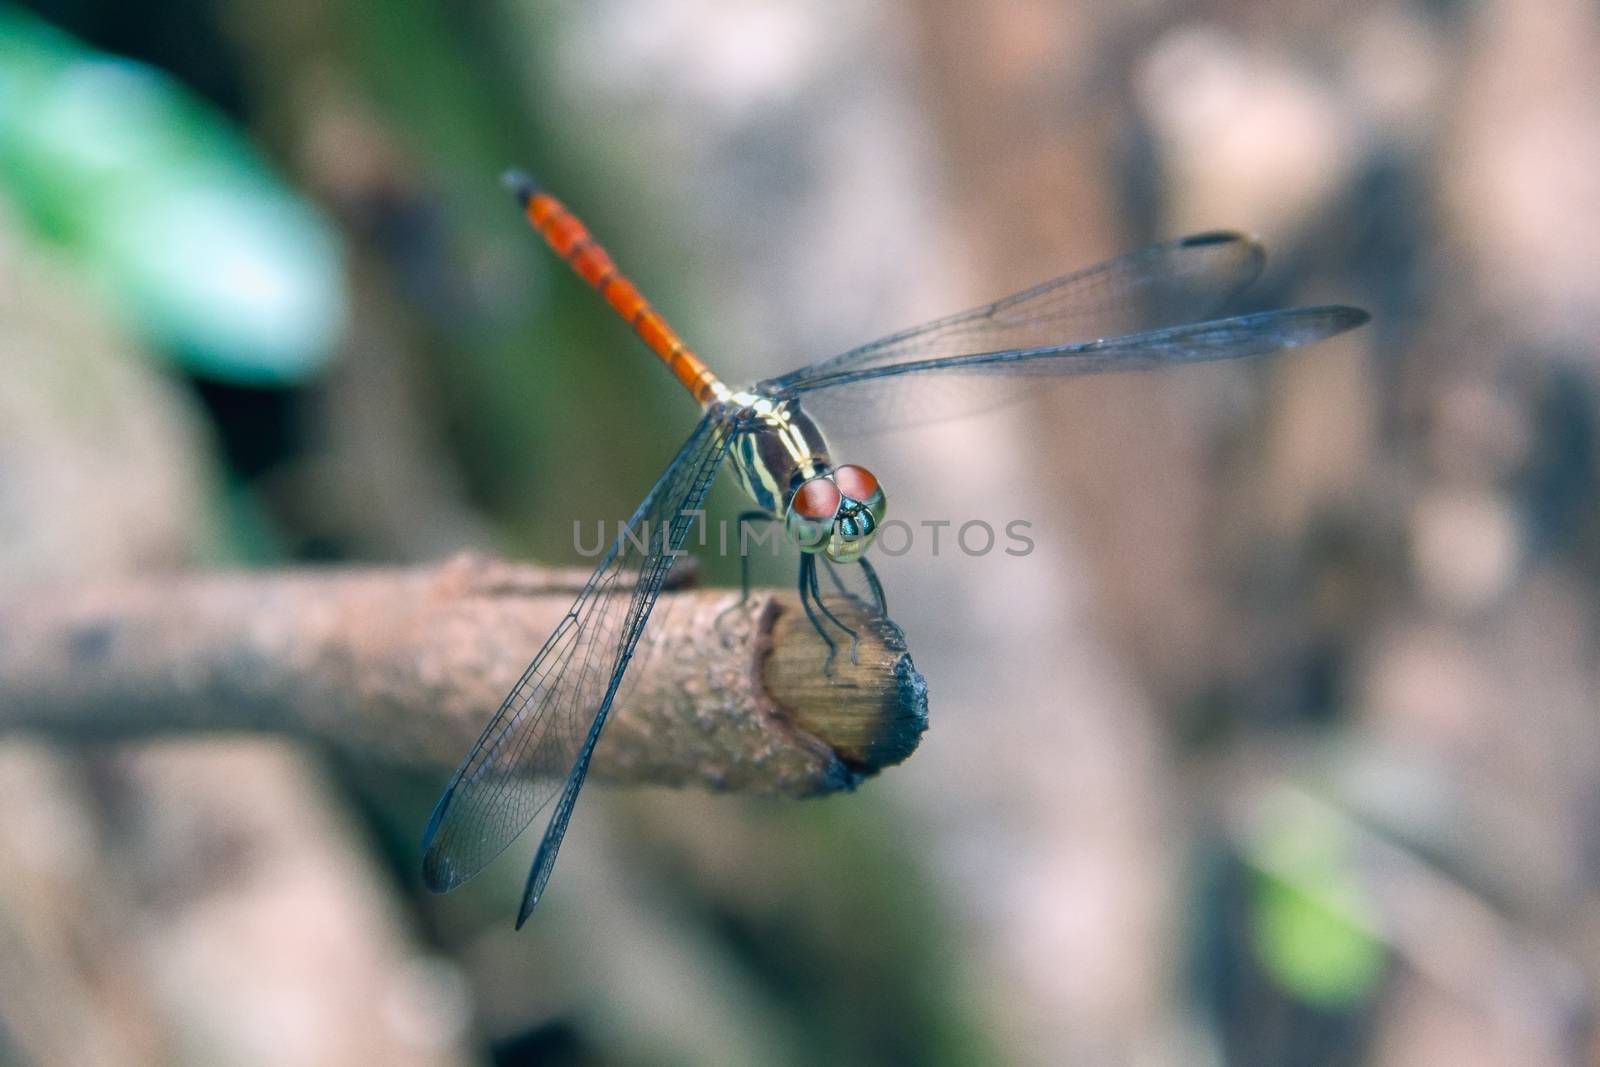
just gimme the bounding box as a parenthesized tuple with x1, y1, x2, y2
(728, 397, 832, 517)
(725, 396, 889, 562)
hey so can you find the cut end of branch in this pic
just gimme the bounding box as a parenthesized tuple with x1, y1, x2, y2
(762, 595, 929, 780)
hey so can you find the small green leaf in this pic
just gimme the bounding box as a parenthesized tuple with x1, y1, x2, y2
(1246, 789, 1387, 1007)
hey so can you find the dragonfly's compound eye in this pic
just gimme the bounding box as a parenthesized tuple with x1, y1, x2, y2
(823, 465, 888, 563)
(793, 477, 842, 520)
(832, 464, 879, 502)
(787, 476, 842, 553)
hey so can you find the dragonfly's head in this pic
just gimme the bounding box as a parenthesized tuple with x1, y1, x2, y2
(786, 464, 887, 562)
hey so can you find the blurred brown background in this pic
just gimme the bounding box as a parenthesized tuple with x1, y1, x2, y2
(2, 0, 1598, 1064)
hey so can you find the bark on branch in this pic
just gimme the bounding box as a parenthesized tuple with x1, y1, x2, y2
(0, 554, 927, 796)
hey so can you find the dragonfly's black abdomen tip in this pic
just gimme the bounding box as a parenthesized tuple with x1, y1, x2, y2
(501, 168, 541, 206)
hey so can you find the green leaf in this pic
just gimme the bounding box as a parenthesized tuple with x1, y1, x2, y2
(0, 5, 345, 384)
(1246, 790, 1387, 1008)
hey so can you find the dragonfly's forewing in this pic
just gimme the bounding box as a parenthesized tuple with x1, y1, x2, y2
(763, 231, 1266, 394)
(421, 413, 731, 924)
(776, 305, 1368, 433)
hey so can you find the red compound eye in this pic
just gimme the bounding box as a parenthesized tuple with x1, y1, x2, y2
(793, 478, 842, 519)
(833, 465, 879, 501)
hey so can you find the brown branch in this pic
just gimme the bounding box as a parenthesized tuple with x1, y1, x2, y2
(0, 554, 927, 796)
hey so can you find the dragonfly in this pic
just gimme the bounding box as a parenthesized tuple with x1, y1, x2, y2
(422, 170, 1370, 926)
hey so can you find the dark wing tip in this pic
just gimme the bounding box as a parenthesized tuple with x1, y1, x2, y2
(515, 843, 555, 929)
(1176, 230, 1267, 297)
(1337, 305, 1372, 330)
(1180, 230, 1250, 248)
(420, 859, 455, 894)
(1308, 304, 1372, 335)
(419, 785, 464, 893)
(501, 168, 541, 206)
(1261, 304, 1370, 350)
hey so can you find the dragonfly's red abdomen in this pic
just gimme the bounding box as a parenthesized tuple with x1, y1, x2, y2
(521, 188, 724, 405)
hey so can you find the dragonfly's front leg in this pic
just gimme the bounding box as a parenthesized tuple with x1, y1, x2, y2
(818, 554, 903, 651)
(733, 510, 773, 604)
(714, 511, 774, 641)
(801, 553, 862, 671)
(853, 555, 889, 616)
(849, 555, 905, 642)
(797, 553, 846, 673)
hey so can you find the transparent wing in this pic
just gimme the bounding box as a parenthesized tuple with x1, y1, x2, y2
(761, 231, 1266, 394)
(780, 306, 1369, 432)
(421, 413, 731, 924)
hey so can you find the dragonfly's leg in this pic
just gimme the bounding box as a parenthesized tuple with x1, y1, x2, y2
(734, 511, 773, 604)
(714, 511, 775, 640)
(798, 554, 840, 673)
(853, 555, 905, 641)
(807, 553, 861, 667)
(853, 555, 890, 616)
(818, 556, 872, 660)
